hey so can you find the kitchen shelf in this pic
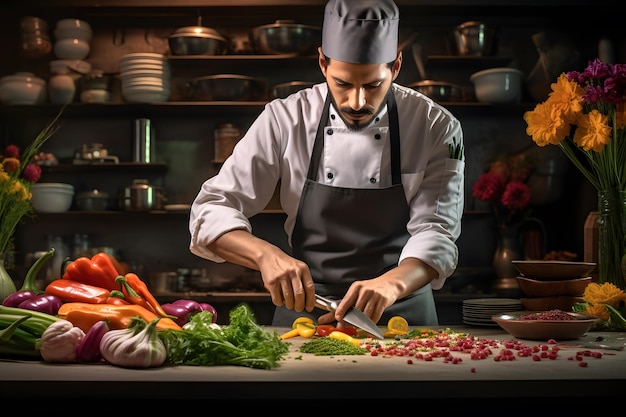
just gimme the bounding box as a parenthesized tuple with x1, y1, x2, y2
(41, 162, 169, 173)
(425, 55, 514, 70)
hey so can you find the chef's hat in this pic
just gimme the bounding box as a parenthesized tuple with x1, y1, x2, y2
(322, 0, 399, 64)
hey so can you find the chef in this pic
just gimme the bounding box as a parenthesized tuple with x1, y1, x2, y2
(189, 0, 464, 327)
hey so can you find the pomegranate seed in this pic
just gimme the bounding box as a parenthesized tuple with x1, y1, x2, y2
(471, 367, 476, 373)
(407, 359, 413, 364)
(579, 361, 588, 367)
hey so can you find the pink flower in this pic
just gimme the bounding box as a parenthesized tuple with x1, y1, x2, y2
(501, 181, 531, 211)
(22, 163, 42, 183)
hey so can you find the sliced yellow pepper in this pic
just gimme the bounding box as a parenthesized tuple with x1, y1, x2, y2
(280, 317, 317, 340)
(329, 330, 361, 346)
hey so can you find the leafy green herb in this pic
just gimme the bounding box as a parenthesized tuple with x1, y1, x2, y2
(448, 136, 464, 161)
(159, 303, 289, 369)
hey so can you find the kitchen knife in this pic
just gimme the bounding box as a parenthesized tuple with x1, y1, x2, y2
(314, 294, 384, 339)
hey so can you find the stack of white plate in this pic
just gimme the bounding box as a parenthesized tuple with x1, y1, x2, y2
(462, 298, 523, 327)
(119, 53, 170, 103)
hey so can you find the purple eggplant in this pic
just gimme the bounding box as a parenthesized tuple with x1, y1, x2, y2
(161, 299, 218, 326)
(18, 293, 62, 315)
(2, 290, 37, 307)
(76, 319, 109, 363)
(172, 299, 202, 314)
(161, 303, 192, 326)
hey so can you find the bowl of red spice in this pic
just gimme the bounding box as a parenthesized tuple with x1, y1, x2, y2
(492, 310, 599, 341)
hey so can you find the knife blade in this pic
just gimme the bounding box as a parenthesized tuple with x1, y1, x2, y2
(314, 294, 384, 339)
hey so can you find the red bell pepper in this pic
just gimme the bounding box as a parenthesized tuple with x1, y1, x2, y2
(45, 279, 111, 304)
(61, 252, 120, 291)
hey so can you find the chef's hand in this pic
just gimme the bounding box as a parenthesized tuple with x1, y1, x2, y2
(257, 248, 316, 314)
(332, 258, 438, 324)
(207, 229, 316, 313)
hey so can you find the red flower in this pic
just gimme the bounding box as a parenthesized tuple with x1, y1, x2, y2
(501, 181, 531, 211)
(22, 163, 42, 183)
(472, 172, 504, 202)
(3, 144, 20, 158)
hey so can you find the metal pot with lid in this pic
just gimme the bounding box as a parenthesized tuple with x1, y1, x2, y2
(168, 16, 228, 55)
(120, 179, 167, 211)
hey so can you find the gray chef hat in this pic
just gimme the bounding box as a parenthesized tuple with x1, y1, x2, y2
(322, 0, 399, 64)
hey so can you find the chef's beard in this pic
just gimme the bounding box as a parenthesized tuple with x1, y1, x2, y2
(330, 93, 387, 132)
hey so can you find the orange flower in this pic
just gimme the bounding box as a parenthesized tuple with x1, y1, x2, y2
(583, 282, 626, 307)
(584, 303, 610, 321)
(573, 110, 612, 152)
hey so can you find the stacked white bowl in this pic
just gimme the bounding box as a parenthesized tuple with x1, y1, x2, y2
(53, 18, 92, 60)
(119, 53, 171, 103)
(30, 183, 75, 213)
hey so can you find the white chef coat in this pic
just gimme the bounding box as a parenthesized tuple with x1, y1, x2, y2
(189, 82, 464, 289)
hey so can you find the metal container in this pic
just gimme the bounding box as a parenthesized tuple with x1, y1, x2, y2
(271, 81, 315, 99)
(168, 17, 228, 56)
(133, 118, 155, 163)
(250, 20, 321, 55)
(186, 74, 266, 101)
(76, 189, 110, 211)
(408, 80, 464, 102)
(120, 179, 166, 211)
(453, 21, 496, 56)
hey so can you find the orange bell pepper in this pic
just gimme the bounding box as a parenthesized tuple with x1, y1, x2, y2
(45, 279, 111, 304)
(61, 252, 120, 291)
(57, 302, 183, 332)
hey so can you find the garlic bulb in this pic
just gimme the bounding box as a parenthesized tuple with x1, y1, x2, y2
(39, 319, 85, 363)
(99, 317, 166, 368)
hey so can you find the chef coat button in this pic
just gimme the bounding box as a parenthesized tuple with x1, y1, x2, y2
(330, 114, 336, 120)
(374, 133, 381, 140)
(327, 172, 334, 180)
(375, 117, 380, 123)
(327, 128, 334, 135)
(369, 177, 376, 184)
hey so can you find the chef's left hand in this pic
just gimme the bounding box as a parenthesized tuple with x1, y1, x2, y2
(332, 258, 438, 324)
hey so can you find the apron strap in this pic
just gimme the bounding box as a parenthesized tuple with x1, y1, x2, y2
(306, 93, 332, 181)
(386, 89, 401, 185)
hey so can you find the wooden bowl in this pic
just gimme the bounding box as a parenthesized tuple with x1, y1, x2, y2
(511, 260, 596, 281)
(520, 296, 584, 312)
(492, 311, 598, 341)
(516, 276, 592, 297)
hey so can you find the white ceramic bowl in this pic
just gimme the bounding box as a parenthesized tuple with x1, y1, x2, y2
(55, 18, 92, 32)
(122, 88, 170, 103)
(54, 38, 90, 60)
(0, 72, 47, 105)
(30, 183, 75, 213)
(470, 67, 523, 103)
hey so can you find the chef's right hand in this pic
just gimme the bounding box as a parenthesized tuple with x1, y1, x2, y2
(258, 248, 316, 314)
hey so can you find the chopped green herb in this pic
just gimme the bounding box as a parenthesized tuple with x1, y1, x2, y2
(299, 337, 368, 356)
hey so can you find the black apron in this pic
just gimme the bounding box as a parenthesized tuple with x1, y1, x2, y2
(272, 89, 438, 326)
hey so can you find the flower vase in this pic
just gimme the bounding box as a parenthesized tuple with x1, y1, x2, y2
(0, 252, 18, 303)
(597, 189, 626, 290)
(492, 225, 524, 296)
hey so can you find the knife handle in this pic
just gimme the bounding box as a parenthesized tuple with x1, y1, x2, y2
(314, 294, 338, 311)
